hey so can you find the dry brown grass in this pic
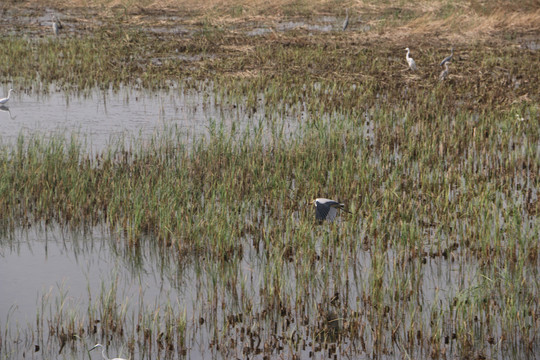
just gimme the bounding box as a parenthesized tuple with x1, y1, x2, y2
(14, 0, 540, 17)
(398, 8, 540, 43)
(5, 0, 540, 42)
(14, 0, 336, 13)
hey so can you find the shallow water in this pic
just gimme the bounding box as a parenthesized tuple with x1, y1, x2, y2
(0, 86, 209, 152)
(0, 87, 536, 358)
(0, 221, 493, 360)
(0, 226, 177, 325)
(0, 86, 299, 153)
(0, 225, 202, 359)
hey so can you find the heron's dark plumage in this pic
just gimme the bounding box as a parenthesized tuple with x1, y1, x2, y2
(314, 198, 346, 222)
(440, 48, 453, 66)
(342, 9, 349, 31)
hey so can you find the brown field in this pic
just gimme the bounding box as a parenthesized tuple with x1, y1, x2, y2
(5, 0, 540, 38)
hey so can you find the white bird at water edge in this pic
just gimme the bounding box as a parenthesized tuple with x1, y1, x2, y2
(88, 344, 127, 360)
(52, 15, 63, 36)
(0, 89, 14, 105)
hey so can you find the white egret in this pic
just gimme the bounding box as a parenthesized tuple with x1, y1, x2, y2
(0, 89, 14, 105)
(440, 47, 453, 67)
(52, 16, 63, 36)
(342, 9, 349, 31)
(89, 344, 127, 360)
(439, 62, 449, 81)
(405, 47, 417, 71)
(312, 198, 350, 222)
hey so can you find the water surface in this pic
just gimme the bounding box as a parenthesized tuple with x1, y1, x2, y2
(0, 86, 299, 153)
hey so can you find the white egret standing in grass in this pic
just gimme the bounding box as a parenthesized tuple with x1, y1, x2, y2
(440, 47, 453, 66)
(0, 89, 14, 105)
(439, 62, 449, 81)
(89, 344, 127, 360)
(405, 47, 417, 71)
(312, 198, 350, 222)
(52, 16, 63, 36)
(342, 9, 349, 31)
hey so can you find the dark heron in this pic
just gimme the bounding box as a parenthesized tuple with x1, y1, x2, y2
(440, 47, 453, 66)
(439, 62, 449, 81)
(312, 198, 350, 222)
(342, 9, 349, 31)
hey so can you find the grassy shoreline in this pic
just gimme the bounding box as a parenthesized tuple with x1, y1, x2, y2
(1, 0, 539, 110)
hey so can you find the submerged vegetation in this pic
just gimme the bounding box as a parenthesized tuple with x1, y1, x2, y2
(0, 0, 539, 359)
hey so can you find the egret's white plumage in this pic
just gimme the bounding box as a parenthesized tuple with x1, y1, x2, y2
(312, 198, 349, 222)
(440, 47, 453, 67)
(439, 62, 449, 81)
(0, 89, 14, 105)
(405, 47, 416, 71)
(89, 344, 127, 360)
(52, 16, 62, 36)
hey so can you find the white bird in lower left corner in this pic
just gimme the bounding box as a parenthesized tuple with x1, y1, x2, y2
(89, 344, 127, 360)
(0, 89, 14, 105)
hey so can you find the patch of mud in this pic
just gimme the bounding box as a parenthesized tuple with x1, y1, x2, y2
(276, 21, 333, 32)
(147, 26, 192, 35)
(246, 27, 273, 36)
(520, 40, 539, 50)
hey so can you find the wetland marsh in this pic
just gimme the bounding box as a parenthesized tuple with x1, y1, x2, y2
(0, 1, 539, 359)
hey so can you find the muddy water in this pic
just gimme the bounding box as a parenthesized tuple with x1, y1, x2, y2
(0, 86, 299, 359)
(0, 86, 299, 153)
(0, 86, 201, 152)
(0, 225, 204, 360)
(0, 223, 484, 360)
(0, 226, 181, 326)
(0, 87, 531, 359)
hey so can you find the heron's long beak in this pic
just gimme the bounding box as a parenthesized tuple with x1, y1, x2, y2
(336, 203, 352, 214)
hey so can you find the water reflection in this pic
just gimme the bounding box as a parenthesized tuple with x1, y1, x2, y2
(6, 229, 194, 323)
(1, 219, 534, 359)
(0, 105, 16, 120)
(0, 224, 199, 359)
(0, 86, 300, 153)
